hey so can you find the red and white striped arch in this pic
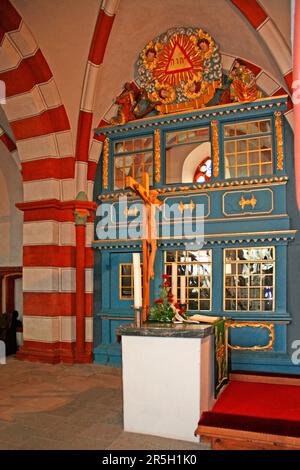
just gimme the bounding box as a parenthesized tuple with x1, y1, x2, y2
(75, 0, 119, 196)
(0, 124, 20, 169)
(0, 0, 92, 363)
(0, 0, 75, 201)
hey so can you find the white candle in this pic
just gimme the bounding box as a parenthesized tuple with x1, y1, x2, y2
(133, 253, 142, 309)
(171, 263, 177, 303)
(180, 276, 186, 304)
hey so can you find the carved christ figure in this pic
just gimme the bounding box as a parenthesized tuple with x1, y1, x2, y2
(126, 173, 162, 320)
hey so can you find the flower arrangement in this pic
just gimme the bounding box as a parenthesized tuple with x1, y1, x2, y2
(148, 274, 187, 322)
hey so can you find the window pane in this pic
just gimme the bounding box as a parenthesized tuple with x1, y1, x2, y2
(165, 128, 210, 184)
(248, 121, 260, 134)
(119, 263, 143, 299)
(236, 123, 248, 135)
(121, 265, 131, 276)
(114, 152, 153, 190)
(224, 120, 273, 179)
(122, 277, 131, 287)
(249, 151, 259, 164)
(237, 140, 247, 152)
(225, 300, 236, 310)
(114, 137, 153, 154)
(237, 166, 248, 177)
(166, 127, 209, 146)
(248, 139, 259, 151)
(237, 153, 247, 165)
(249, 300, 260, 311)
(225, 141, 235, 153)
(164, 250, 212, 312)
(224, 125, 236, 138)
(200, 300, 210, 311)
(224, 247, 275, 312)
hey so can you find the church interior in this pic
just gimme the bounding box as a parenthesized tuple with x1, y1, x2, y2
(0, 0, 300, 451)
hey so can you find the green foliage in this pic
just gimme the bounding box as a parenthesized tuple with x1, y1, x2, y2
(148, 275, 186, 322)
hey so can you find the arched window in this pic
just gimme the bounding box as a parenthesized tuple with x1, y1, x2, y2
(193, 157, 212, 182)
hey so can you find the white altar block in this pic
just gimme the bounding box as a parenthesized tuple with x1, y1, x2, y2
(120, 324, 215, 443)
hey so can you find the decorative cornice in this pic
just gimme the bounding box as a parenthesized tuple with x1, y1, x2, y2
(95, 95, 288, 137)
(275, 111, 284, 171)
(93, 230, 296, 250)
(97, 176, 289, 202)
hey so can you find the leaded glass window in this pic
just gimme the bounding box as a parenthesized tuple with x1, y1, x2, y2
(224, 247, 275, 312)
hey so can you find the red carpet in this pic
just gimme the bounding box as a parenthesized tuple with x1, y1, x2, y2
(198, 380, 300, 441)
(212, 381, 300, 422)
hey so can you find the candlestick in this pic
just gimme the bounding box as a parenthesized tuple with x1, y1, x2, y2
(180, 276, 186, 304)
(171, 262, 177, 303)
(133, 253, 142, 309)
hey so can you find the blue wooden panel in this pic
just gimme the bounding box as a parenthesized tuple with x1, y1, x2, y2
(229, 324, 275, 350)
(223, 188, 273, 217)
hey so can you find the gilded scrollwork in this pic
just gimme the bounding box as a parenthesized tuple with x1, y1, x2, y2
(275, 111, 284, 171)
(239, 194, 257, 210)
(227, 322, 275, 351)
(178, 200, 196, 213)
(211, 120, 219, 178)
(154, 129, 161, 183)
(103, 137, 109, 190)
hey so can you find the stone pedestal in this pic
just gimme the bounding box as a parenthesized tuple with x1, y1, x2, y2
(118, 323, 215, 443)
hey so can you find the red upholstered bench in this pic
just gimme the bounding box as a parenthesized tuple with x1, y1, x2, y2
(195, 377, 300, 450)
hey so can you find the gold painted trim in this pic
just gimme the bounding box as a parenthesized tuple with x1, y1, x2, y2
(154, 129, 161, 183)
(103, 137, 109, 190)
(97, 178, 288, 202)
(222, 188, 274, 217)
(275, 111, 284, 171)
(211, 120, 219, 178)
(227, 321, 275, 351)
(178, 200, 196, 213)
(93, 229, 297, 244)
(239, 195, 257, 210)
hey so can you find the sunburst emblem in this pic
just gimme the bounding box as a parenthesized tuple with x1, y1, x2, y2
(153, 33, 204, 87)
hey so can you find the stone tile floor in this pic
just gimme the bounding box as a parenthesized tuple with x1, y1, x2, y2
(0, 357, 210, 450)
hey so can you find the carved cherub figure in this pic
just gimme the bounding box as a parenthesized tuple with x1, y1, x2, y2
(229, 60, 261, 103)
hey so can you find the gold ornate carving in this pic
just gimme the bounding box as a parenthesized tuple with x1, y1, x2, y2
(227, 322, 275, 351)
(275, 111, 284, 170)
(103, 137, 109, 190)
(178, 200, 196, 213)
(239, 194, 257, 210)
(154, 129, 161, 183)
(211, 121, 219, 177)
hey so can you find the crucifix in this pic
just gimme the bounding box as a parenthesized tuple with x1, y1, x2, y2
(126, 172, 163, 321)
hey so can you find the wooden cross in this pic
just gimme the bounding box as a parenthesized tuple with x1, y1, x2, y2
(126, 172, 162, 321)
